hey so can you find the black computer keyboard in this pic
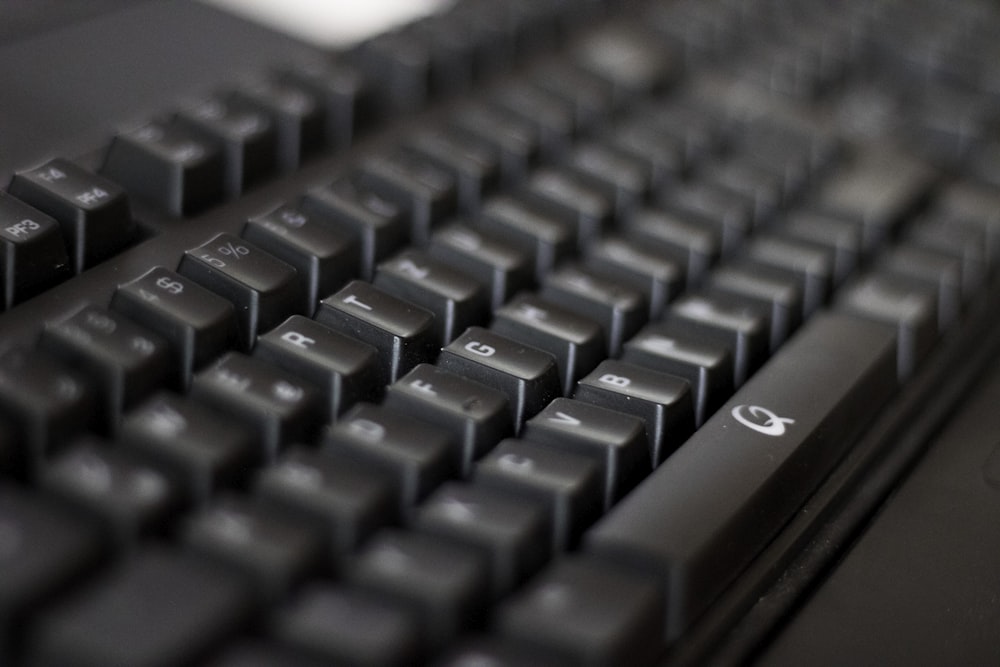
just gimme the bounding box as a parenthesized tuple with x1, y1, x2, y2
(2, 0, 1000, 665)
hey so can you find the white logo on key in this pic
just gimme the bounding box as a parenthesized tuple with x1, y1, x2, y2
(731, 405, 795, 437)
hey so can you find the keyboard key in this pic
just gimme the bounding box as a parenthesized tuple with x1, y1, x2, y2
(541, 264, 646, 357)
(315, 280, 437, 389)
(438, 637, 575, 667)
(41, 440, 178, 549)
(178, 233, 302, 350)
(622, 324, 733, 427)
(438, 327, 561, 433)
(743, 235, 836, 317)
(836, 273, 939, 382)
(357, 150, 458, 246)
(0, 192, 71, 307)
(661, 180, 754, 256)
(626, 208, 719, 288)
(573, 22, 678, 97)
(429, 222, 533, 311)
(453, 103, 539, 184)
(254, 446, 395, 564)
(407, 128, 501, 214)
(39, 305, 171, 431)
(496, 556, 665, 667)
(242, 203, 360, 314)
(190, 352, 322, 462)
(877, 245, 964, 326)
(325, 402, 456, 512)
(8, 158, 134, 272)
(0, 484, 104, 656)
(523, 398, 650, 510)
(524, 167, 614, 249)
(347, 529, 490, 650)
(412, 481, 550, 598)
(706, 264, 803, 352)
(301, 177, 408, 281)
(111, 267, 238, 389)
(253, 315, 380, 422)
(384, 364, 511, 477)
(567, 140, 650, 220)
(491, 82, 574, 159)
(101, 120, 224, 216)
(475, 439, 602, 551)
(586, 312, 897, 639)
(120, 392, 258, 506)
(816, 145, 935, 250)
(779, 210, 862, 286)
(584, 236, 684, 320)
(26, 549, 253, 667)
(280, 61, 370, 149)
(174, 95, 277, 196)
(232, 78, 325, 171)
(492, 293, 606, 396)
(0, 348, 94, 467)
(272, 584, 420, 667)
(574, 360, 694, 467)
(374, 248, 489, 345)
(666, 293, 770, 387)
(181, 496, 325, 603)
(480, 195, 576, 281)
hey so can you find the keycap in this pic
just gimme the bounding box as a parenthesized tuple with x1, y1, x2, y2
(523, 167, 614, 249)
(490, 83, 574, 159)
(492, 293, 606, 396)
(39, 305, 171, 431)
(181, 496, 325, 603)
(178, 233, 302, 350)
(706, 264, 803, 352)
(878, 245, 964, 326)
(475, 439, 602, 551)
(607, 119, 686, 187)
(271, 584, 421, 667)
(584, 236, 684, 320)
(301, 177, 408, 281)
(8, 158, 134, 272)
(189, 352, 322, 462)
(574, 360, 695, 467)
(661, 180, 754, 256)
(412, 481, 550, 598)
(242, 204, 360, 314)
(206, 640, 327, 667)
(541, 264, 646, 357)
(666, 293, 771, 387)
(352, 32, 432, 113)
(567, 140, 650, 221)
(325, 402, 456, 512)
(479, 195, 576, 281)
(523, 398, 650, 509)
(358, 150, 458, 246)
(280, 60, 370, 149)
(253, 446, 396, 565)
(779, 210, 862, 286)
(101, 120, 224, 216)
(437, 637, 575, 667)
(573, 22, 677, 98)
(703, 157, 783, 225)
(815, 144, 935, 250)
(384, 365, 511, 477)
(374, 248, 489, 346)
(0, 192, 71, 307)
(41, 440, 178, 549)
(0, 348, 94, 467)
(743, 235, 836, 317)
(253, 315, 380, 422)
(347, 529, 490, 650)
(232, 78, 325, 171)
(453, 103, 539, 184)
(428, 222, 533, 310)
(174, 95, 277, 196)
(438, 327, 561, 433)
(120, 392, 258, 506)
(0, 484, 104, 657)
(531, 60, 615, 130)
(496, 556, 665, 667)
(621, 324, 733, 427)
(625, 208, 719, 288)
(836, 273, 938, 382)
(315, 280, 437, 389)
(26, 548, 253, 667)
(407, 128, 501, 213)
(111, 267, 238, 389)
(585, 312, 897, 639)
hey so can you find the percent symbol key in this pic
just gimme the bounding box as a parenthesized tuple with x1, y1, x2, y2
(179, 232, 303, 350)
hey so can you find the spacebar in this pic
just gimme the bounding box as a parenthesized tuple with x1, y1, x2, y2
(584, 312, 898, 640)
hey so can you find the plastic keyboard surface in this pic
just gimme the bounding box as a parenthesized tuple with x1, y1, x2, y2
(3, 1, 1000, 665)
